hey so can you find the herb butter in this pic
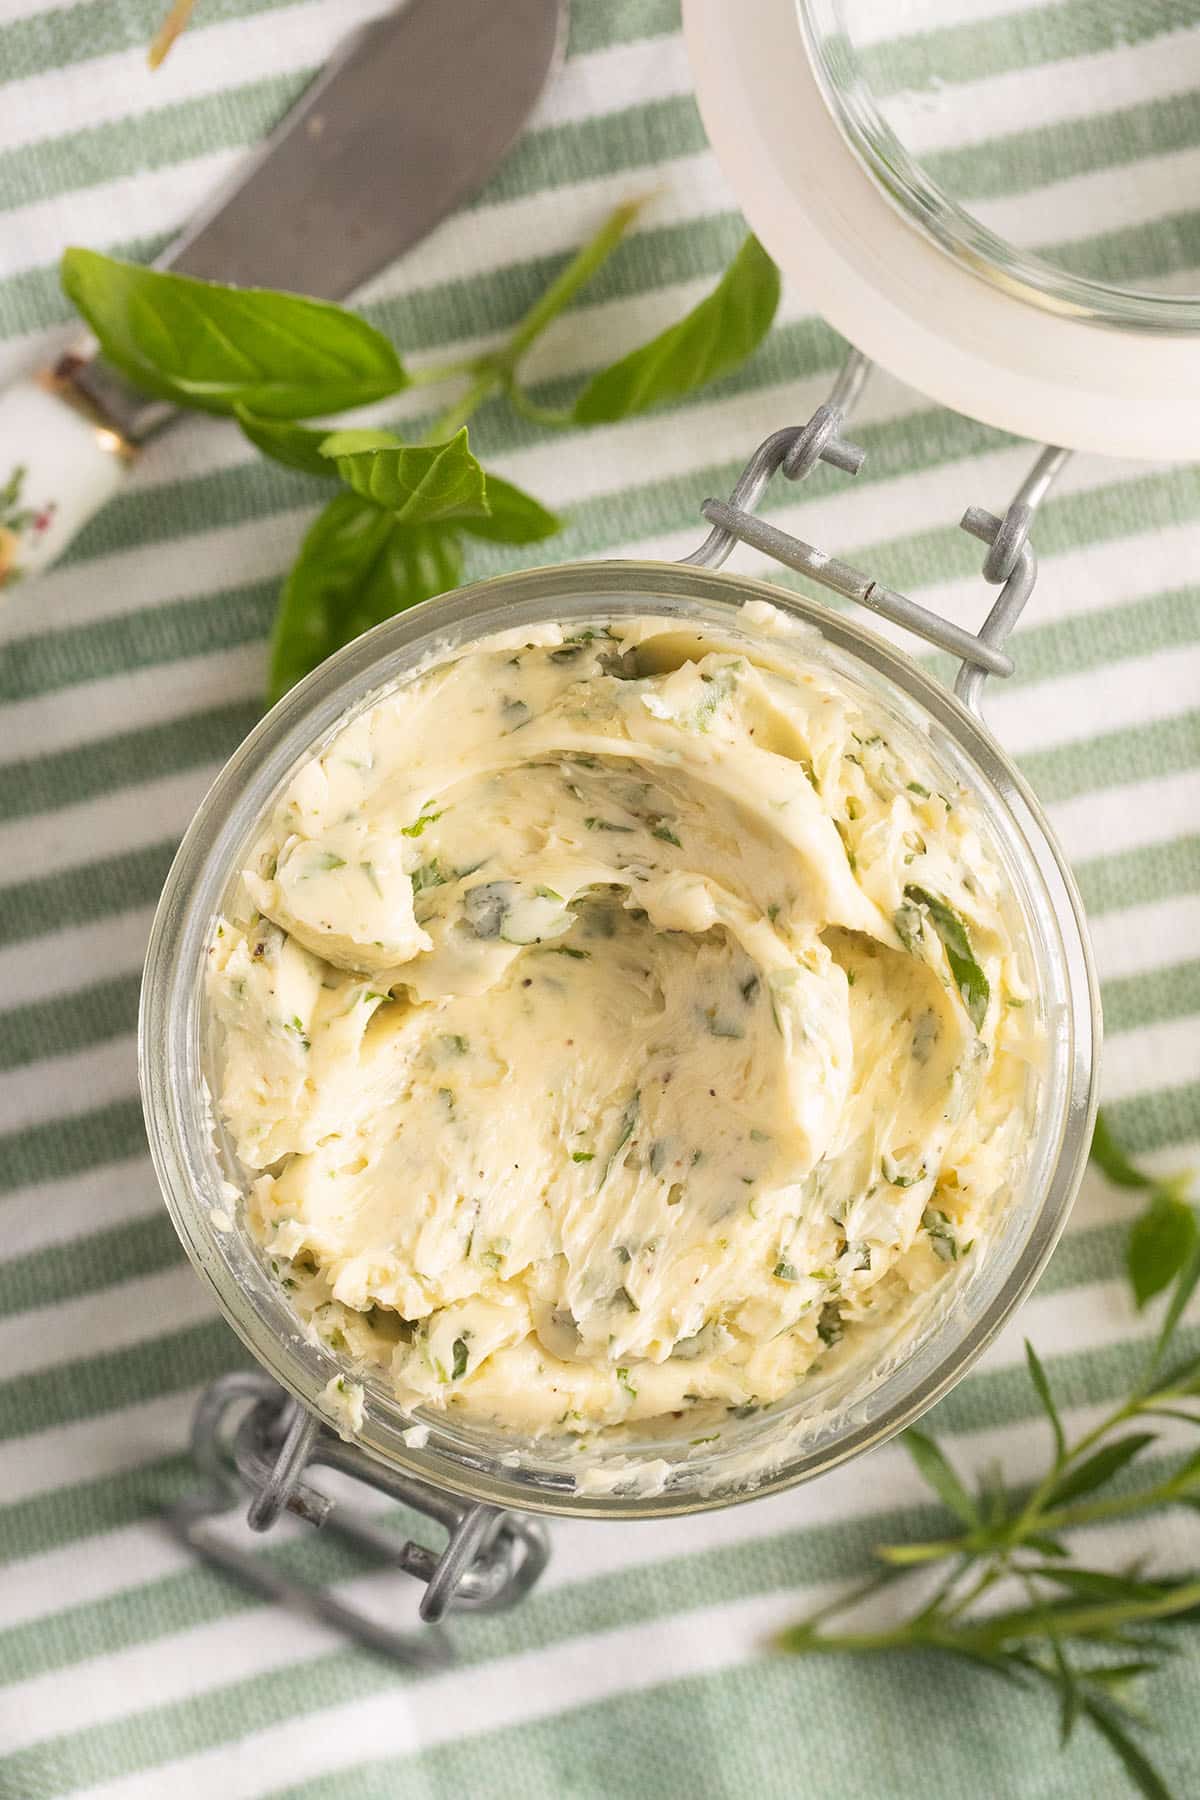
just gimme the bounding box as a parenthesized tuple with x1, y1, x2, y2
(207, 604, 1040, 1436)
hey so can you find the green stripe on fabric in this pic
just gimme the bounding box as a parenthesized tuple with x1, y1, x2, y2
(1033, 1219, 1128, 1298)
(1104, 959, 1200, 1037)
(0, 0, 298, 86)
(858, 0, 1197, 98)
(0, 840, 175, 950)
(1008, 582, 1200, 690)
(566, 0, 679, 57)
(0, 579, 275, 706)
(0, 1452, 192, 1565)
(925, 88, 1200, 207)
(0, 1318, 246, 1442)
(0, 1212, 181, 1318)
(0, 700, 258, 823)
(1020, 708, 1200, 806)
(1047, 208, 1200, 291)
(1076, 833, 1200, 918)
(0, 1098, 145, 1197)
(0, 74, 308, 216)
(0, 972, 139, 1071)
(1108, 1079, 1200, 1155)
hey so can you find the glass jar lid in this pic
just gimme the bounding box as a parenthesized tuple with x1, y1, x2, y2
(683, 0, 1200, 457)
(800, 0, 1200, 331)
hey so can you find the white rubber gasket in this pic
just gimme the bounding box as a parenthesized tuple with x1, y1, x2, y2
(682, 0, 1200, 459)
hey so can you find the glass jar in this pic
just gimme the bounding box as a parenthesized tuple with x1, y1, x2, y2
(796, 0, 1200, 332)
(140, 557, 1099, 1521)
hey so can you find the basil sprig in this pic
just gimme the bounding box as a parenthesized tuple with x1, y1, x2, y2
(61, 250, 408, 417)
(61, 209, 781, 699)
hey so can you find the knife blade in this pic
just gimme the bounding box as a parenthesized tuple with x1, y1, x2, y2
(65, 0, 565, 444)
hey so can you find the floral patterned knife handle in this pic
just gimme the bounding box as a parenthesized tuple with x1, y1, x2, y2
(0, 375, 130, 590)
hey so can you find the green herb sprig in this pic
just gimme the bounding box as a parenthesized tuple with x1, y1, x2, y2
(60, 211, 780, 703)
(778, 1116, 1199, 1797)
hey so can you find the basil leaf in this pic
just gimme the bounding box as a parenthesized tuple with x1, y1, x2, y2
(1046, 1432, 1156, 1510)
(268, 492, 461, 703)
(903, 885, 990, 1031)
(572, 235, 781, 424)
(903, 1427, 979, 1527)
(1091, 1111, 1154, 1190)
(60, 249, 408, 417)
(319, 427, 489, 525)
(235, 410, 340, 477)
(1127, 1192, 1198, 1309)
(458, 474, 562, 545)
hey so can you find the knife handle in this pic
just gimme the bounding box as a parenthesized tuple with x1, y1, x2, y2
(0, 371, 135, 590)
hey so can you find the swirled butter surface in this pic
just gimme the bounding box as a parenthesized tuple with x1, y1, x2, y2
(208, 603, 1040, 1436)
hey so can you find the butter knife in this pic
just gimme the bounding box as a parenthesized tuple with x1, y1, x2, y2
(0, 0, 564, 585)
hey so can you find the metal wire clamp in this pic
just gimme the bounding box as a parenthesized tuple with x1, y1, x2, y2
(682, 349, 1070, 715)
(166, 1371, 550, 1667)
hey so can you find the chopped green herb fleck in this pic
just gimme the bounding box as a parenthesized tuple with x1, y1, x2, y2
(907, 781, 930, 797)
(284, 1015, 311, 1051)
(617, 1366, 638, 1400)
(652, 823, 682, 846)
(551, 945, 590, 960)
(904, 885, 990, 1031)
(882, 1154, 926, 1189)
(817, 1303, 844, 1347)
(534, 885, 563, 901)
(401, 808, 443, 838)
(774, 1260, 801, 1283)
(411, 858, 447, 894)
(571, 1150, 595, 1163)
(922, 1207, 959, 1262)
(584, 816, 634, 833)
(314, 851, 346, 871)
(451, 1336, 469, 1380)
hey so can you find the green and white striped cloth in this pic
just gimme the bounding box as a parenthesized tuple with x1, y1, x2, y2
(2, 2, 1199, 1794)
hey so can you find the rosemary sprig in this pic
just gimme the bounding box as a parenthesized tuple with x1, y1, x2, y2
(778, 1116, 1199, 1797)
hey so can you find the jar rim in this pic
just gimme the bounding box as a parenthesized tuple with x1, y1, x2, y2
(140, 558, 1101, 1518)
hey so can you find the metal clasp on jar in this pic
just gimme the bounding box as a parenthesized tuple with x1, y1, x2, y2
(681, 348, 1071, 718)
(167, 1371, 549, 1667)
